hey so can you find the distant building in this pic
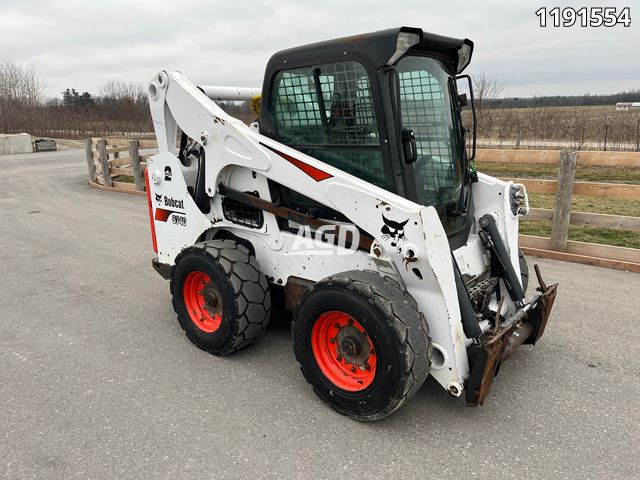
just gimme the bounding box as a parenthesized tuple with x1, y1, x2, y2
(616, 102, 640, 111)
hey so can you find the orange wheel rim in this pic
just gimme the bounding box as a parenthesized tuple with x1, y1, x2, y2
(310, 310, 377, 392)
(183, 271, 223, 333)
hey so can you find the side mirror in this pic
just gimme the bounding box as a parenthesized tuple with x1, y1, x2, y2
(456, 74, 476, 162)
(401, 127, 417, 164)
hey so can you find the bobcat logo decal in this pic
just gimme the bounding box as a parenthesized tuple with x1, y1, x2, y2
(155, 193, 162, 203)
(381, 215, 408, 247)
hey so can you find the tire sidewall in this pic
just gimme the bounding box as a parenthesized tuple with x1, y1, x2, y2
(172, 250, 239, 351)
(294, 287, 407, 419)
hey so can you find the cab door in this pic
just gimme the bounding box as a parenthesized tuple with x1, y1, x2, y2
(262, 59, 400, 218)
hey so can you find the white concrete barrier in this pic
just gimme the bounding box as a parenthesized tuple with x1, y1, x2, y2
(0, 133, 33, 155)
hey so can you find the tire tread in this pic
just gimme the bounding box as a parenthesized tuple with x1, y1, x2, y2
(171, 239, 270, 355)
(293, 270, 431, 420)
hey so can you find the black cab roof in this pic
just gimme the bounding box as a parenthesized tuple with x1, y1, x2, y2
(264, 26, 473, 75)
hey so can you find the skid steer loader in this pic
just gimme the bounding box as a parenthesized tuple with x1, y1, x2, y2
(145, 27, 558, 421)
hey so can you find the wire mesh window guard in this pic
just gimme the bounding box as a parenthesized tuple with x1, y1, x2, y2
(271, 61, 388, 189)
(397, 56, 463, 206)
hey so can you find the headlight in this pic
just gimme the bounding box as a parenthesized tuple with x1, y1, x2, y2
(510, 183, 529, 216)
(457, 42, 473, 73)
(387, 31, 421, 65)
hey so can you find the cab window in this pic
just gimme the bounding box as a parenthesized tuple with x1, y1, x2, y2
(271, 61, 388, 188)
(397, 56, 463, 207)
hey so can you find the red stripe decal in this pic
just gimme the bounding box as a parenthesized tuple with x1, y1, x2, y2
(155, 208, 177, 222)
(261, 143, 333, 182)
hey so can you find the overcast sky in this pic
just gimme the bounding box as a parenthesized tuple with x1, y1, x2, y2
(1, 0, 637, 99)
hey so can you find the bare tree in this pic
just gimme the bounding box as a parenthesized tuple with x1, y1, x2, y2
(0, 59, 45, 106)
(472, 73, 504, 140)
(0, 59, 46, 132)
(473, 73, 504, 105)
(100, 79, 146, 103)
(98, 79, 150, 135)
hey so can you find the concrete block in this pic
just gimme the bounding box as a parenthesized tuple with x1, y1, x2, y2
(0, 133, 33, 155)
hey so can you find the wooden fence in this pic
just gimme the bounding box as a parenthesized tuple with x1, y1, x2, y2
(478, 149, 640, 272)
(84, 137, 160, 195)
(84, 140, 639, 272)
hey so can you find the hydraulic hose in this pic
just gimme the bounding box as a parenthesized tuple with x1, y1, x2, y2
(452, 255, 482, 339)
(478, 214, 525, 305)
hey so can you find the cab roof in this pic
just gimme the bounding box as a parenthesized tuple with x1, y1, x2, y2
(265, 26, 474, 74)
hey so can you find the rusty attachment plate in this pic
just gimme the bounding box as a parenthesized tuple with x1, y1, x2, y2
(465, 328, 510, 406)
(465, 269, 558, 407)
(525, 264, 558, 345)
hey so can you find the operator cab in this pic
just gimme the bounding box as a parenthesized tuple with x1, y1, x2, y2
(259, 27, 476, 248)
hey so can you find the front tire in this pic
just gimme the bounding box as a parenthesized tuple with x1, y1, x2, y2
(171, 240, 271, 355)
(293, 270, 431, 421)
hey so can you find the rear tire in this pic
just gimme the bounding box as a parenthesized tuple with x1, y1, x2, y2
(293, 270, 431, 421)
(171, 240, 271, 355)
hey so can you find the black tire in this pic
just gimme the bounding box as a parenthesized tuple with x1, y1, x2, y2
(292, 270, 431, 421)
(519, 248, 529, 292)
(171, 240, 271, 355)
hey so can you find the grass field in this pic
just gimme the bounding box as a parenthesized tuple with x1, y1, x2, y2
(476, 105, 640, 152)
(519, 221, 640, 249)
(479, 162, 640, 184)
(477, 160, 640, 249)
(525, 192, 640, 217)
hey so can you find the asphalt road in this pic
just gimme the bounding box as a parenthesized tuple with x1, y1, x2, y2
(1, 150, 639, 480)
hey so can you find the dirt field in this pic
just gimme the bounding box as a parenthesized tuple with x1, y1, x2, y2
(50, 138, 85, 150)
(475, 105, 640, 151)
